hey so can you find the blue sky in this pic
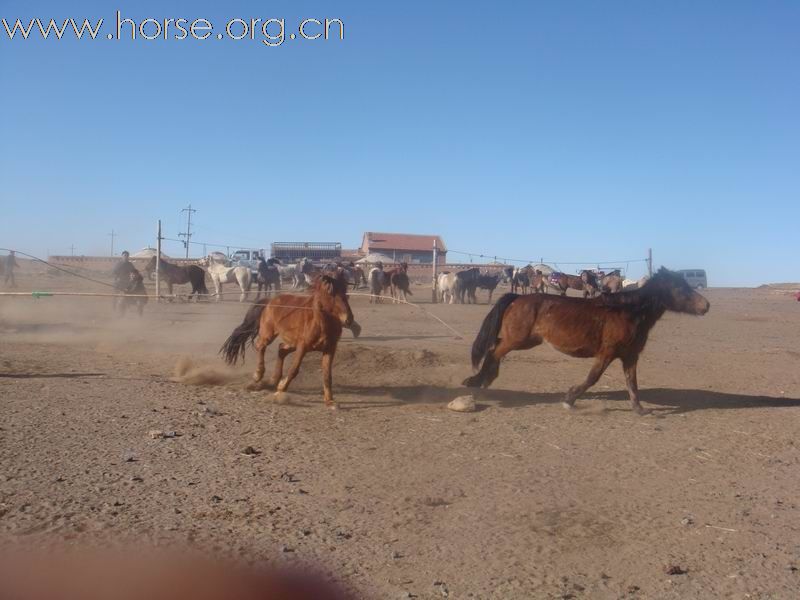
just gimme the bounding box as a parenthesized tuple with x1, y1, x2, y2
(1, 1, 798, 285)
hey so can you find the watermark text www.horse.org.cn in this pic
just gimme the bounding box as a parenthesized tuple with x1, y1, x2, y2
(1, 12, 344, 47)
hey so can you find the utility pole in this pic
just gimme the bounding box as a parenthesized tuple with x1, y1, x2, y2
(647, 248, 653, 277)
(156, 220, 162, 301)
(70, 244, 75, 256)
(432, 239, 438, 303)
(109, 229, 117, 256)
(179, 204, 197, 259)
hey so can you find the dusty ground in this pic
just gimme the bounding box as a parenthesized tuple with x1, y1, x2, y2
(1, 267, 799, 599)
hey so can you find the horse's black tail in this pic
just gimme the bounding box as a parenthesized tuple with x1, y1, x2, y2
(469, 293, 518, 370)
(220, 300, 268, 365)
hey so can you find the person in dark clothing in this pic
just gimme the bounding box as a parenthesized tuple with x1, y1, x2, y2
(3, 251, 20, 287)
(111, 251, 142, 313)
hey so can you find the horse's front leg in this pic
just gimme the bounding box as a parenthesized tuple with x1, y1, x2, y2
(622, 356, 650, 415)
(563, 356, 613, 410)
(321, 349, 336, 409)
(274, 345, 307, 400)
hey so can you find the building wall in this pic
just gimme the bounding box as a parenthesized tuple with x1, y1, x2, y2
(363, 249, 447, 265)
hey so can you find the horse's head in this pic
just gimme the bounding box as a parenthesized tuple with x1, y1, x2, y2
(315, 274, 354, 328)
(648, 268, 710, 315)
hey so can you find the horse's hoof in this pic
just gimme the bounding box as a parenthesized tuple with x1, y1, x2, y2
(326, 403, 338, 411)
(562, 401, 576, 411)
(634, 407, 652, 416)
(246, 380, 266, 391)
(273, 391, 289, 404)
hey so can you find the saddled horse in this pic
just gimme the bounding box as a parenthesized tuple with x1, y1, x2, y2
(143, 256, 209, 301)
(220, 272, 359, 410)
(464, 268, 710, 414)
(200, 255, 252, 302)
(476, 273, 500, 304)
(547, 271, 591, 297)
(256, 258, 282, 299)
(600, 269, 624, 293)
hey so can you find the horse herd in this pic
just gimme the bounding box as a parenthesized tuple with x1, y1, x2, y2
(142, 255, 370, 303)
(221, 266, 710, 415)
(435, 265, 646, 305)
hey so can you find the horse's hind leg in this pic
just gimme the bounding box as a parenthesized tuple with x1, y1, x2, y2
(563, 356, 613, 410)
(622, 356, 650, 415)
(247, 328, 277, 391)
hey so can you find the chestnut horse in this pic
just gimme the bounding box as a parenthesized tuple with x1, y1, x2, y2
(463, 268, 710, 414)
(221, 273, 359, 409)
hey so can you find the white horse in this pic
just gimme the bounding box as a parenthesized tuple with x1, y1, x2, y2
(622, 275, 650, 290)
(277, 258, 311, 289)
(368, 267, 385, 303)
(200, 255, 252, 302)
(437, 272, 458, 304)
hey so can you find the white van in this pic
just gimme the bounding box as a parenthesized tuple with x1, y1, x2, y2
(677, 269, 707, 289)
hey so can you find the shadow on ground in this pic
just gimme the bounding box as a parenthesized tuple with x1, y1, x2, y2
(338, 384, 800, 414)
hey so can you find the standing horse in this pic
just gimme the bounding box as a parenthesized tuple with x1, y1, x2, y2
(200, 255, 252, 302)
(476, 273, 500, 304)
(463, 268, 710, 414)
(580, 270, 600, 298)
(256, 258, 282, 299)
(456, 267, 481, 304)
(381, 262, 412, 303)
(220, 273, 358, 409)
(547, 271, 586, 296)
(368, 265, 385, 303)
(437, 272, 458, 304)
(600, 269, 624, 293)
(529, 269, 546, 293)
(143, 256, 209, 301)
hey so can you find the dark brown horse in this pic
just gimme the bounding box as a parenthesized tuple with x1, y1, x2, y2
(463, 268, 710, 414)
(220, 273, 359, 409)
(547, 271, 592, 297)
(118, 271, 147, 317)
(256, 257, 281, 299)
(143, 256, 209, 300)
(476, 273, 500, 304)
(579, 270, 600, 297)
(389, 262, 413, 303)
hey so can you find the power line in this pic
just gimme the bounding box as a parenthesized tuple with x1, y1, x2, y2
(446, 249, 649, 267)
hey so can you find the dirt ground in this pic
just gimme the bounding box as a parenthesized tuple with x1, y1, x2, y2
(1, 266, 799, 599)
